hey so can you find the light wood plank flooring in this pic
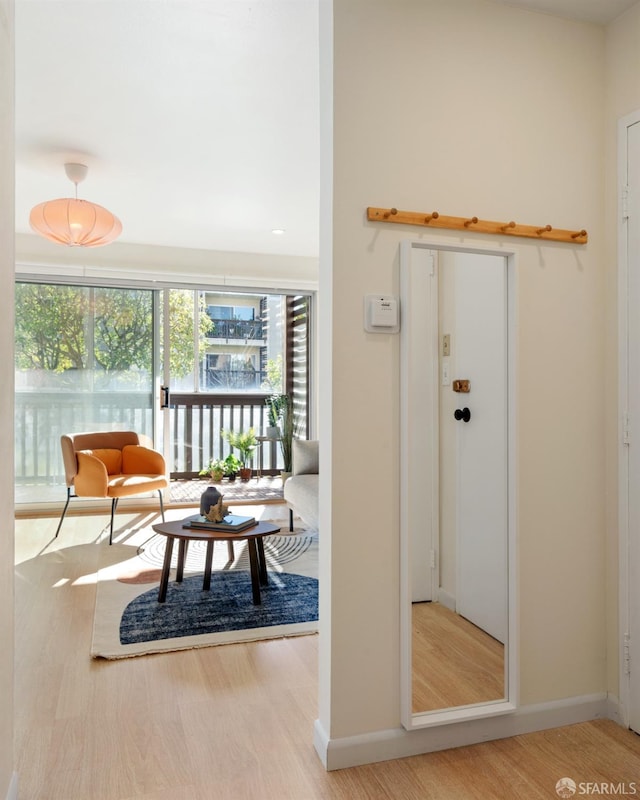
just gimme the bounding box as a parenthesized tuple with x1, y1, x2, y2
(412, 602, 504, 712)
(14, 508, 640, 799)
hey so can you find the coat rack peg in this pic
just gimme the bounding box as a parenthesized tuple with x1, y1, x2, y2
(366, 206, 587, 244)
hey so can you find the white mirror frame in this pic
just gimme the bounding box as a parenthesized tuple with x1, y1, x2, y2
(399, 239, 518, 730)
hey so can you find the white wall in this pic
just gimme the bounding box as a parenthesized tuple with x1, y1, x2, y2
(0, 1, 15, 797)
(604, 1, 640, 700)
(319, 0, 607, 758)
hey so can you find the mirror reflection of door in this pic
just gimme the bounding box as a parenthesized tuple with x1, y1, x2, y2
(411, 249, 508, 714)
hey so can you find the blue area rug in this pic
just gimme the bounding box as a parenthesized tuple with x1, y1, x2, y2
(120, 570, 318, 645)
(92, 513, 318, 658)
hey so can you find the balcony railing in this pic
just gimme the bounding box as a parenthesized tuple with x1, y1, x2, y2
(15, 391, 154, 486)
(168, 392, 283, 478)
(15, 391, 286, 493)
(208, 318, 264, 341)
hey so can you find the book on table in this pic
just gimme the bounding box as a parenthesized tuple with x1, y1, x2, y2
(182, 513, 257, 532)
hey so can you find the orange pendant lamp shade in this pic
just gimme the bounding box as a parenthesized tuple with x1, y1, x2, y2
(29, 197, 122, 247)
(29, 163, 122, 248)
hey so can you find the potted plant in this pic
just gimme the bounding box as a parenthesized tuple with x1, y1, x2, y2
(223, 428, 258, 481)
(222, 428, 258, 481)
(277, 395, 294, 482)
(265, 394, 285, 438)
(199, 458, 225, 482)
(223, 453, 242, 482)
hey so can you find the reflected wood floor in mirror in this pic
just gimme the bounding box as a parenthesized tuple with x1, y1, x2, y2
(14, 510, 640, 799)
(412, 601, 504, 712)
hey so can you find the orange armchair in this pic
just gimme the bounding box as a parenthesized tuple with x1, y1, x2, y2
(56, 431, 168, 544)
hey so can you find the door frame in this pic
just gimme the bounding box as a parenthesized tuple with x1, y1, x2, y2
(618, 108, 640, 730)
(400, 243, 439, 605)
(399, 239, 518, 730)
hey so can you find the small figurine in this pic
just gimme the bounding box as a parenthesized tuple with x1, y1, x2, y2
(204, 495, 230, 522)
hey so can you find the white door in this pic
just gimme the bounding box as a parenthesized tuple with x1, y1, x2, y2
(626, 116, 640, 734)
(442, 251, 508, 643)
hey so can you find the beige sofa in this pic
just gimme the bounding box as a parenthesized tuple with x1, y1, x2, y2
(283, 439, 319, 531)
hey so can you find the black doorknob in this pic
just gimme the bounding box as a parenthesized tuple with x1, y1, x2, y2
(454, 407, 471, 423)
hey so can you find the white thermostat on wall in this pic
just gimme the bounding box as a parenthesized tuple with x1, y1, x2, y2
(364, 294, 400, 333)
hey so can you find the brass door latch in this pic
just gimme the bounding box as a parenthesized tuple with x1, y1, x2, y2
(452, 379, 470, 393)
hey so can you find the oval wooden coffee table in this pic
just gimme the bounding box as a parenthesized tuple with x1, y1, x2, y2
(152, 519, 281, 605)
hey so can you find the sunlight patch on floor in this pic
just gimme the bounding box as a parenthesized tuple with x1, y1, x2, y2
(71, 573, 99, 586)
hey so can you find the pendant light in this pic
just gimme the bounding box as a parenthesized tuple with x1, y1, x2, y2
(29, 163, 122, 247)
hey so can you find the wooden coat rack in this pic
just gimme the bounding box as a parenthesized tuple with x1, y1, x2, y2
(366, 207, 588, 245)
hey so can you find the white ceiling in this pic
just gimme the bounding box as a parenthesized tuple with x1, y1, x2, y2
(15, 0, 321, 258)
(14, 0, 637, 259)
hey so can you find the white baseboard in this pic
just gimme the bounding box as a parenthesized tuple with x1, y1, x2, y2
(436, 588, 456, 611)
(317, 693, 609, 771)
(313, 719, 329, 768)
(606, 693, 625, 726)
(5, 772, 18, 800)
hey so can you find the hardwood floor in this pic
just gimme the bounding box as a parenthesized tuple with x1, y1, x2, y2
(14, 509, 640, 799)
(412, 602, 504, 712)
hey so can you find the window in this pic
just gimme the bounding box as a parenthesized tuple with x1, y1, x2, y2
(15, 282, 312, 497)
(207, 304, 255, 321)
(197, 292, 280, 392)
(14, 283, 156, 502)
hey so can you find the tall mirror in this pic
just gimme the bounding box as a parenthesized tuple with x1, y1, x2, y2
(399, 240, 517, 729)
